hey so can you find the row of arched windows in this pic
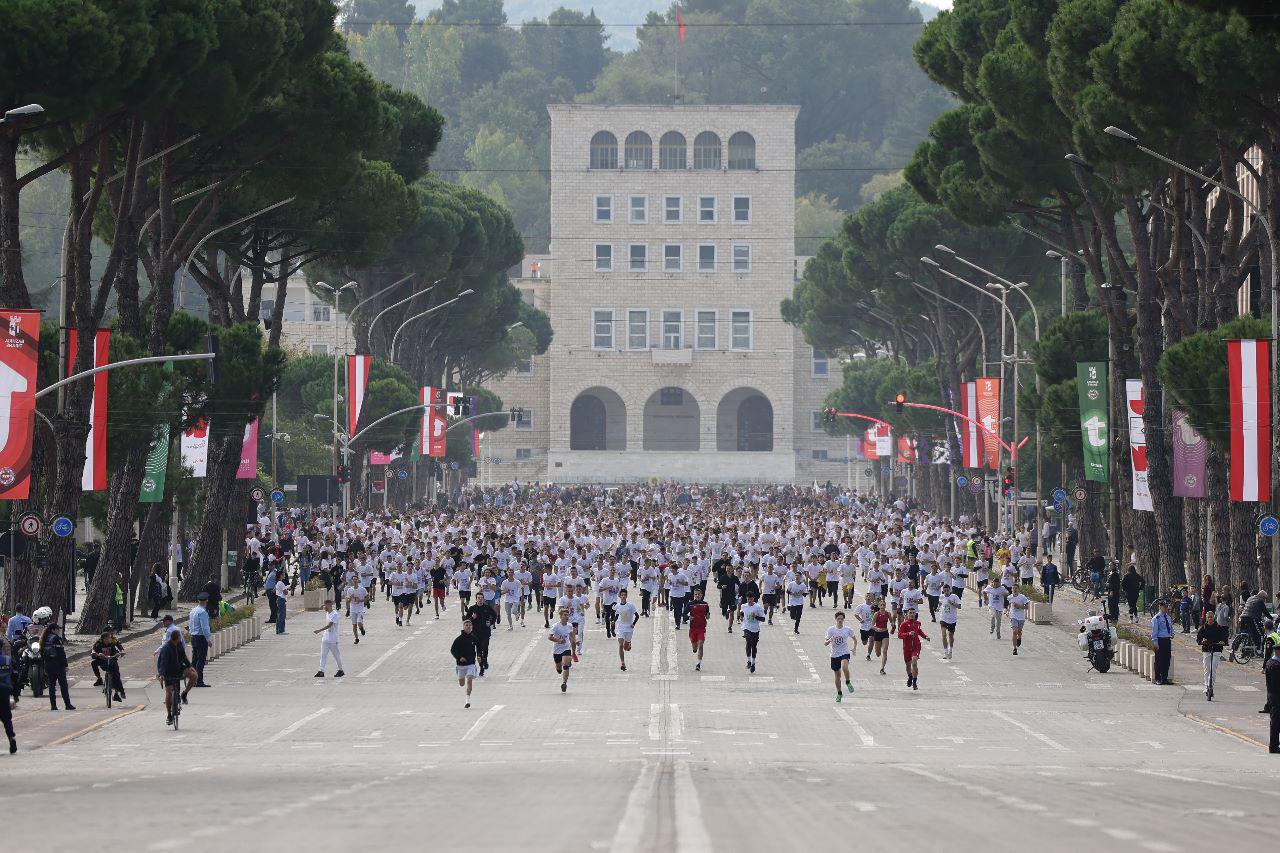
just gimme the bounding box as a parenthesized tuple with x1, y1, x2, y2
(590, 131, 756, 171)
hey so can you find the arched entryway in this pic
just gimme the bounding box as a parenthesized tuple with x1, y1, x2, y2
(570, 387, 627, 450)
(716, 388, 774, 451)
(643, 387, 700, 451)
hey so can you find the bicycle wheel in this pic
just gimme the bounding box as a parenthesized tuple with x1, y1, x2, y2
(104, 675, 112, 709)
(1237, 640, 1256, 665)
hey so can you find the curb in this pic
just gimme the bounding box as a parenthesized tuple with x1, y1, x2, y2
(65, 590, 252, 665)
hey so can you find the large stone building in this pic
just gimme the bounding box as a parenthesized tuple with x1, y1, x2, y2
(481, 104, 870, 487)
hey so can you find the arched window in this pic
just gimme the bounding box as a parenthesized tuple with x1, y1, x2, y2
(692, 131, 721, 170)
(624, 131, 652, 169)
(590, 131, 617, 170)
(659, 132, 687, 169)
(727, 132, 756, 170)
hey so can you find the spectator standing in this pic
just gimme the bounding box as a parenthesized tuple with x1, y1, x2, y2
(40, 625, 74, 710)
(0, 638, 17, 753)
(1040, 559, 1059, 604)
(189, 593, 212, 687)
(274, 571, 288, 634)
(1265, 643, 1280, 753)
(1151, 600, 1175, 685)
(1121, 565, 1144, 623)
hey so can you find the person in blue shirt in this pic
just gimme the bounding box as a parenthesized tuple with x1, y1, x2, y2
(1040, 560, 1059, 604)
(188, 594, 212, 688)
(4, 605, 31, 642)
(1151, 599, 1176, 685)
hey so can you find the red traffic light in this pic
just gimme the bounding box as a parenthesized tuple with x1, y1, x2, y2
(895, 393, 906, 413)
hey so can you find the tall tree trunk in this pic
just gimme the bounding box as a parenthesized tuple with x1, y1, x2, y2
(1206, 446, 1232, 589)
(1180, 497, 1200, 589)
(79, 443, 148, 634)
(0, 132, 30, 309)
(131, 500, 169, 614)
(1228, 502, 1259, 592)
(179, 434, 240, 600)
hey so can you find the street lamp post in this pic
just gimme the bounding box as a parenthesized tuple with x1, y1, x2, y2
(896, 272, 988, 375)
(314, 281, 358, 494)
(388, 290, 474, 361)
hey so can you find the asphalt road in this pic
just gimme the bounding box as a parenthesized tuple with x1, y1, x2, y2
(6, 593, 1278, 851)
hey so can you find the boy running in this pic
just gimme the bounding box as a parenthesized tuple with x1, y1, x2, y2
(549, 608, 576, 693)
(824, 612, 856, 701)
(615, 588, 640, 671)
(738, 592, 766, 673)
(451, 619, 479, 708)
(896, 608, 929, 689)
(688, 587, 711, 671)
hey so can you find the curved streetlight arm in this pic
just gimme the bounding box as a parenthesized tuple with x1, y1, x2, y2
(179, 197, 296, 297)
(939, 248, 1040, 343)
(389, 291, 471, 361)
(922, 261, 1018, 341)
(831, 411, 894, 430)
(897, 401, 1029, 462)
(900, 274, 987, 375)
(367, 278, 444, 345)
(445, 410, 515, 434)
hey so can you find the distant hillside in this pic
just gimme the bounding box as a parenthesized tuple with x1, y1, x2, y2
(912, 1, 941, 20)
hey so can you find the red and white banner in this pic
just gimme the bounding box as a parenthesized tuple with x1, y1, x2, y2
(960, 381, 980, 469)
(874, 424, 891, 458)
(1228, 338, 1272, 502)
(180, 417, 210, 477)
(975, 377, 1001, 469)
(896, 435, 917, 464)
(421, 386, 447, 458)
(346, 355, 371, 437)
(472, 428, 481, 458)
(0, 310, 41, 500)
(236, 418, 259, 479)
(68, 328, 110, 491)
(862, 427, 877, 459)
(1124, 379, 1153, 512)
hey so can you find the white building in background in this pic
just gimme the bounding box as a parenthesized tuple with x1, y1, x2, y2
(254, 273, 355, 356)
(481, 104, 870, 487)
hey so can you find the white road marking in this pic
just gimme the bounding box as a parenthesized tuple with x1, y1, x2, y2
(674, 761, 713, 853)
(835, 708, 876, 747)
(264, 707, 332, 744)
(1230, 685, 1259, 691)
(670, 704, 684, 740)
(460, 704, 505, 742)
(991, 710, 1069, 752)
(852, 801, 878, 813)
(507, 631, 541, 681)
(701, 675, 725, 682)
(609, 760, 656, 853)
(648, 703, 663, 741)
(356, 638, 411, 677)
(650, 620, 665, 676)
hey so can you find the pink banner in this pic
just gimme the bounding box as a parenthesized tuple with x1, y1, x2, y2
(1171, 408, 1207, 499)
(369, 451, 393, 466)
(236, 418, 259, 479)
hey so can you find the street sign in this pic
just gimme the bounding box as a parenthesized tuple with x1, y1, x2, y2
(863, 468, 873, 478)
(450, 462, 460, 470)
(1053, 497, 1067, 513)
(270, 489, 285, 504)
(1052, 488, 1068, 502)
(397, 469, 408, 480)
(1073, 487, 1087, 502)
(967, 481, 982, 495)
(250, 487, 265, 502)
(880, 466, 891, 475)
(18, 513, 41, 537)
(51, 516, 74, 538)
(494, 458, 503, 465)
(1260, 515, 1279, 537)
(971, 475, 983, 486)
(956, 475, 968, 488)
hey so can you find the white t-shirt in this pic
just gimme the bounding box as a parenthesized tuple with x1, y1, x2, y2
(324, 610, 340, 642)
(826, 625, 855, 657)
(939, 593, 962, 624)
(987, 585, 1008, 611)
(549, 621, 574, 654)
(785, 581, 807, 607)
(852, 602, 875, 631)
(1008, 593, 1030, 621)
(346, 585, 367, 608)
(739, 602, 766, 633)
(615, 601, 639, 635)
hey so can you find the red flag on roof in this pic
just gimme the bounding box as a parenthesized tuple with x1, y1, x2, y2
(676, 6, 686, 42)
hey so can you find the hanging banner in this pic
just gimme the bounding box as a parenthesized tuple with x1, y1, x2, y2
(346, 354, 371, 437)
(370, 479, 386, 495)
(916, 435, 931, 464)
(1228, 338, 1272, 502)
(369, 450, 393, 466)
(236, 418, 259, 479)
(874, 424, 891, 457)
(139, 424, 171, 503)
(1076, 361, 1109, 483)
(930, 438, 952, 466)
(1124, 379, 1153, 512)
(68, 328, 110, 491)
(862, 427, 877, 460)
(896, 435, 917, 464)
(421, 386, 447, 458)
(0, 310, 41, 500)
(975, 377, 1001, 469)
(180, 417, 210, 477)
(1171, 408, 1207, 499)
(472, 428, 481, 459)
(959, 381, 980, 468)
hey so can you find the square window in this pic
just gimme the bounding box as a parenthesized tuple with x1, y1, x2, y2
(812, 349, 829, 377)
(629, 195, 647, 223)
(698, 244, 716, 272)
(515, 448, 532, 460)
(732, 244, 751, 272)
(516, 410, 533, 430)
(595, 244, 612, 272)
(629, 244, 647, 272)
(595, 195, 612, 222)
(730, 310, 752, 350)
(261, 299, 276, 319)
(516, 357, 532, 374)
(733, 196, 751, 223)
(311, 343, 330, 356)
(663, 244, 682, 272)
(661, 310, 683, 349)
(628, 309, 649, 350)
(811, 411, 824, 432)
(698, 196, 716, 222)
(811, 448, 829, 461)
(664, 196, 682, 223)
(695, 310, 717, 349)
(660, 387, 684, 406)
(593, 310, 613, 349)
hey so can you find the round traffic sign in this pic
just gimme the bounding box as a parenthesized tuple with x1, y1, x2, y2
(967, 481, 982, 495)
(955, 475, 968, 488)
(1052, 488, 1068, 502)
(270, 489, 285, 504)
(1073, 487, 1087, 502)
(18, 513, 42, 537)
(970, 475, 983, 486)
(1260, 515, 1279, 537)
(881, 466, 891, 475)
(397, 469, 408, 480)
(450, 462, 460, 470)
(250, 487, 265, 502)
(863, 468, 873, 478)
(494, 458, 502, 465)
(51, 516, 74, 538)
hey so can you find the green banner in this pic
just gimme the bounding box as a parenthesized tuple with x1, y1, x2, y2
(1076, 361, 1109, 483)
(139, 423, 170, 503)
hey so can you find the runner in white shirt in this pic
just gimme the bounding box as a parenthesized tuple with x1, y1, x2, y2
(313, 599, 344, 678)
(614, 588, 640, 672)
(985, 579, 1008, 640)
(500, 570, 522, 631)
(738, 593, 766, 673)
(824, 612, 857, 701)
(542, 569, 562, 628)
(852, 593, 876, 660)
(785, 577, 808, 634)
(548, 608, 576, 693)
(1007, 585, 1031, 655)
(938, 591, 962, 659)
(345, 582, 368, 644)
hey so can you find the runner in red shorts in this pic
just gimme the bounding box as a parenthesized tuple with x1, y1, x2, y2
(688, 587, 711, 671)
(896, 608, 930, 690)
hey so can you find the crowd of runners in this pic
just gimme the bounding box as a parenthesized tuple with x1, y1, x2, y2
(238, 484, 1049, 707)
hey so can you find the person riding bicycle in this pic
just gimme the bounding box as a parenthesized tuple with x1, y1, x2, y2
(91, 628, 126, 703)
(1233, 590, 1273, 660)
(156, 630, 192, 726)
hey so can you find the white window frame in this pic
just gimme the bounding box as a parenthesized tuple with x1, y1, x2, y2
(516, 410, 533, 431)
(811, 448, 829, 461)
(592, 309, 614, 350)
(515, 448, 533, 460)
(516, 356, 533, 375)
(627, 308, 649, 350)
(311, 343, 331, 356)
(811, 410, 824, 432)
(663, 244, 682, 272)
(729, 309, 753, 351)
(594, 244, 613, 272)
(732, 195, 752, 223)
(694, 309, 718, 350)
(629, 243, 648, 272)
(661, 310, 684, 350)
(698, 244, 716, 272)
(811, 348, 829, 377)
(732, 243, 751, 272)
(629, 195, 648, 224)
(595, 195, 612, 223)
(698, 196, 716, 223)
(664, 196, 682, 224)
(310, 304, 329, 322)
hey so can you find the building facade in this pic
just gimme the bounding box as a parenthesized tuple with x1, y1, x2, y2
(482, 104, 869, 487)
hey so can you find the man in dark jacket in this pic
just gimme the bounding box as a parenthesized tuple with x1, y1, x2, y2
(1121, 566, 1144, 623)
(1265, 644, 1280, 753)
(451, 619, 479, 708)
(464, 600, 496, 676)
(157, 631, 192, 726)
(0, 639, 16, 753)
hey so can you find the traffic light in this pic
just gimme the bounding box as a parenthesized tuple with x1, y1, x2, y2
(895, 393, 906, 413)
(822, 408, 836, 425)
(1002, 466, 1016, 490)
(510, 407, 525, 425)
(336, 464, 348, 484)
